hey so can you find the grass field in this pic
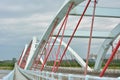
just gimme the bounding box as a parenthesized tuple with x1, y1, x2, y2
(0, 60, 15, 70)
(0, 59, 120, 70)
(47, 59, 120, 69)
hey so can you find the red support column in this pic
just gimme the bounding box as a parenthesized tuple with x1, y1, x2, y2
(52, 2, 74, 72)
(17, 49, 24, 66)
(19, 41, 32, 69)
(40, 2, 74, 71)
(84, 0, 97, 75)
(55, 0, 91, 72)
(31, 19, 58, 70)
(99, 39, 120, 77)
(46, 19, 59, 54)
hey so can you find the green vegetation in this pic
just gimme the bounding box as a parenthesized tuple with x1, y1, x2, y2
(102, 59, 120, 69)
(47, 59, 120, 69)
(1, 59, 120, 70)
(47, 60, 80, 67)
(0, 60, 15, 70)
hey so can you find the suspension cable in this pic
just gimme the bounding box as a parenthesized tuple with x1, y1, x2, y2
(84, 0, 97, 75)
(52, 19, 67, 71)
(43, 18, 59, 56)
(54, 0, 91, 72)
(40, 2, 74, 71)
(31, 19, 58, 70)
(52, 6, 71, 71)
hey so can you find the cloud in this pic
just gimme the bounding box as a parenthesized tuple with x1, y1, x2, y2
(0, 0, 64, 18)
(58, 15, 120, 32)
(0, 5, 23, 12)
(0, 0, 119, 60)
(0, 13, 55, 45)
(0, 12, 55, 23)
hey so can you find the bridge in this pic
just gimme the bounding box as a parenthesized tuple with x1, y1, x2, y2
(3, 0, 120, 80)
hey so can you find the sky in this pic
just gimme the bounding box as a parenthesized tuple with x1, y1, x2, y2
(0, 0, 120, 60)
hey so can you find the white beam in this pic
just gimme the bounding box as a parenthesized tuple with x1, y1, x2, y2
(70, 6, 120, 18)
(25, 37, 38, 70)
(18, 45, 28, 66)
(53, 30, 114, 39)
(29, 0, 85, 70)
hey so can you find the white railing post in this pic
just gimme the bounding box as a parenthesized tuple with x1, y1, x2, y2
(42, 71, 45, 80)
(68, 74, 73, 80)
(58, 73, 62, 80)
(46, 71, 49, 80)
(85, 75, 89, 80)
(51, 72, 54, 80)
(117, 77, 120, 80)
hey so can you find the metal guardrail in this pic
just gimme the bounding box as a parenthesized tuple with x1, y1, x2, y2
(17, 65, 120, 80)
(3, 64, 120, 80)
(3, 70, 14, 80)
(42, 66, 120, 77)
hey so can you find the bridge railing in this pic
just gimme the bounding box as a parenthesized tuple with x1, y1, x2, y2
(15, 64, 119, 80)
(3, 63, 120, 80)
(3, 70, 14, 80)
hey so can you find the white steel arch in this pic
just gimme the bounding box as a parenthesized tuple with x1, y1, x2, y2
(18, 44, 28, 66)
(27, 0, 85, 70)
(94, 23, 120, 70)
(24, 0, 120, 71)
(24, 37, 38, 70)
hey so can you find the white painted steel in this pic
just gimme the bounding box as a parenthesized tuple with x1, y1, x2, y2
(4, 64, 120, 80)
(53, 30, 114, 39)
(15, 64, 120, 80)
(3, 70, 14, 80)
(70, 6, 120, 18)
(18, 44, 28, 66)
(28, 0, 85, 71)
(25, 37, 38, 70)
(52, 37, 92, 71)
(94, 23, 120, 70)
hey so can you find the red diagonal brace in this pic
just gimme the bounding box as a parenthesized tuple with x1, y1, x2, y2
(52, 3, 73, 72)
(17, 49, 24, 66)
(40, 2, 74, 71)
(99, 39, 120, 77)
(84, 0, 97, 75)
(20, 41, 32, 69)
(55, 0, 91, 72)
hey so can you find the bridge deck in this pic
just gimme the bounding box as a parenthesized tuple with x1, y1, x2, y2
(41, 66, 120, 77)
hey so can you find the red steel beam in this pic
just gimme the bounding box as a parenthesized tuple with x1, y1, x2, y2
(20, 41, 32, 69)
(99, 39, 120, 77)
(17, 49, 24, 66)
(84, 0, 97, 75)
(40, 2, 74, 71)
(31, 19, 58, 70)
(55, 0, 91, 72)
(52, 3, 73, 72)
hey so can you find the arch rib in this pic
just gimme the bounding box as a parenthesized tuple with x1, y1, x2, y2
(27, 0, 85, 70)
(18, 45, 28, 66)
(94, 23, 120, 70)
(24, 37, 38, 70)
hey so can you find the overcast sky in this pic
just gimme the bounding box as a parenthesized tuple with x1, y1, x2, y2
(0, 0, 120, 60)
